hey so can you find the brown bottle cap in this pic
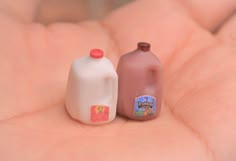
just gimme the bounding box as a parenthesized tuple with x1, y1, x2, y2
(137, 42, 150, 51)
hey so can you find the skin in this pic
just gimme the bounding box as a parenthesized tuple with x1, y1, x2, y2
(0, 0, 236, 160)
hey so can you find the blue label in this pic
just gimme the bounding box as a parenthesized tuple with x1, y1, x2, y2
(134, 95, 156, 116)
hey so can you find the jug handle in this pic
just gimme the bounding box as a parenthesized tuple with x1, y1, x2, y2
(148, 66, 162, 92)
(148, 67, 157, 87)
(105, 75, 117, 105)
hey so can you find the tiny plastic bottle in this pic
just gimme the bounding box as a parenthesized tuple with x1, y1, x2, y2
(65, 49, 118, 125)
(117, 42, 162, 121)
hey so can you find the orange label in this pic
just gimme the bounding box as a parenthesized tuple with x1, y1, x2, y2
(90, 105, 109, 122)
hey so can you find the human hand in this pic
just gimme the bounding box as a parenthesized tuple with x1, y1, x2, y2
(0, 0, 236, 160)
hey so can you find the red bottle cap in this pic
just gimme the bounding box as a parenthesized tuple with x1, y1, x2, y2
(90, 49, 104, 58)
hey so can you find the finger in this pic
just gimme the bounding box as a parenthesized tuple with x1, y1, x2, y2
(217, 14, 236, 45)
(103, 0, 219, 65)
(179, 0, 236, 31)
(104, 0, 198, 63)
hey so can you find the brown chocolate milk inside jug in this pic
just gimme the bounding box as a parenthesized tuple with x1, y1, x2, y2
(117, 42, 162, 121)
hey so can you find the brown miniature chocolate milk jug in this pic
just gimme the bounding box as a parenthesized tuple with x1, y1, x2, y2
(117, 42, 162, 121)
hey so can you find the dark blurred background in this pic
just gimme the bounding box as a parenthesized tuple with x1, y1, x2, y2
(36, 0, 134, 24)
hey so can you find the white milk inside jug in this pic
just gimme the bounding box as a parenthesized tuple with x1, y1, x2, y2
(65, 49, 118, 125)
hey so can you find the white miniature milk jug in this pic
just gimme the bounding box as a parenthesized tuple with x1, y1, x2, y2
(65, 49, 118, 125)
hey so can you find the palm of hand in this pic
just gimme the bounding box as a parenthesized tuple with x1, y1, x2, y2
(0, 0, 236, 161)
